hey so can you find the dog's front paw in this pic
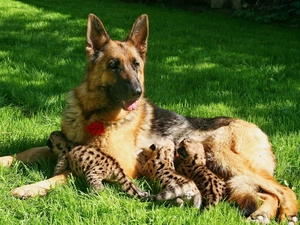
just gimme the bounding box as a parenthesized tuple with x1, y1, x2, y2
(11, 184, 48, 199)
(0, 156, 14, 167)
(246, 213, 270, 224)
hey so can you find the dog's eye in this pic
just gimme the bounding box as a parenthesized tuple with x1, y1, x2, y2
(132, 59, 140, 71)
(108, 59, 120, 71)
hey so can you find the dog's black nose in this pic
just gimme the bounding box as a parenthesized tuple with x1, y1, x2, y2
(131, 85, 142, 99)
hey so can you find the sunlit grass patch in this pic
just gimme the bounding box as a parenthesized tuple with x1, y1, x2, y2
(0, 0, 299, 224)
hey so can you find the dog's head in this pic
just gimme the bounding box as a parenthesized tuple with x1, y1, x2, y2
(84, 14, 148, 111)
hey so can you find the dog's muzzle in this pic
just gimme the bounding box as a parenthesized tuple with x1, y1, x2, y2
(108, 79, 142, 111)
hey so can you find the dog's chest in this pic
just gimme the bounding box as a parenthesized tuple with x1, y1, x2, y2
(85, 122, 146, 178)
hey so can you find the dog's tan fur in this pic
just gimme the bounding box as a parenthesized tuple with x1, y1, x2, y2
(1, 14, 298, 224)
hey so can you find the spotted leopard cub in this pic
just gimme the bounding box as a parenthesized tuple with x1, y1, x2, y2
(176, 138, 227, 208)
(142, 138, 201, 208)
(46, 131, 148, 198)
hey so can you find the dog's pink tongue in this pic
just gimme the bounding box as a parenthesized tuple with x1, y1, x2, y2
(124, 100, 138, 111)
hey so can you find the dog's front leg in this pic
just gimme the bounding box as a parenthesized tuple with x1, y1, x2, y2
(11, 170, 70, 199)
(0, 146, 57, 166)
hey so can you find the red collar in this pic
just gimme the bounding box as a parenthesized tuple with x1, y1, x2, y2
(87, 121, 105, 136)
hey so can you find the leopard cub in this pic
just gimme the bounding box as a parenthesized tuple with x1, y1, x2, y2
(46, 131, 148, 198)
(142, 138, 201, 208)
(176, 138, 227, 208)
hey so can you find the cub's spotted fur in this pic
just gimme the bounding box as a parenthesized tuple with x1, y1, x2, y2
(142, 138, 201, 208)
(176, 138, 227, 208)
(46, 131, 148, 198)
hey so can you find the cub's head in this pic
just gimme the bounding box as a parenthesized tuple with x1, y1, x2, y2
(146, 138, 175, 162)
(84, 14, 149, 112)
(176, 138, 206, 165)
(46, 131, 73, 157)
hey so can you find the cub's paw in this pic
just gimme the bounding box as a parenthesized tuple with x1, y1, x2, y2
(246, 213, 270, 224)
(11, 184, 48, 199)
(0, 156, 14, 167)
(139, 191, 150, 198)
(171, 197, 184, 207)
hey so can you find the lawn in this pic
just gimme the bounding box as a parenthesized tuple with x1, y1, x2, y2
(0, 0, 299, 224)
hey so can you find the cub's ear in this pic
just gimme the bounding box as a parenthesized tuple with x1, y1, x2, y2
(177, 147, 188, 158)
(149, 144, 156, 151)
(86, 14, 110, 58)
(46, 138, 53, 150)
(127, 14, 149, 61)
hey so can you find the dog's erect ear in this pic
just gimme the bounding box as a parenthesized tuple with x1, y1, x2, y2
(86, 14, 110, 57)
(127, 14, 149, 61)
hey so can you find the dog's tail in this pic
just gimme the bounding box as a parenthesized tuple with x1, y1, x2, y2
(227, 173, 298, 219)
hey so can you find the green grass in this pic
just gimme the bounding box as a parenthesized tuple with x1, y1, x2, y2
(0, 0, 299, 224)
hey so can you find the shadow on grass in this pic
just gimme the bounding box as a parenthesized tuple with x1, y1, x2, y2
(1, 0, 299, 135)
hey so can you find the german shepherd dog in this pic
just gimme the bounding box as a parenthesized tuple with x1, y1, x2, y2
(0, 14, 298, 224)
